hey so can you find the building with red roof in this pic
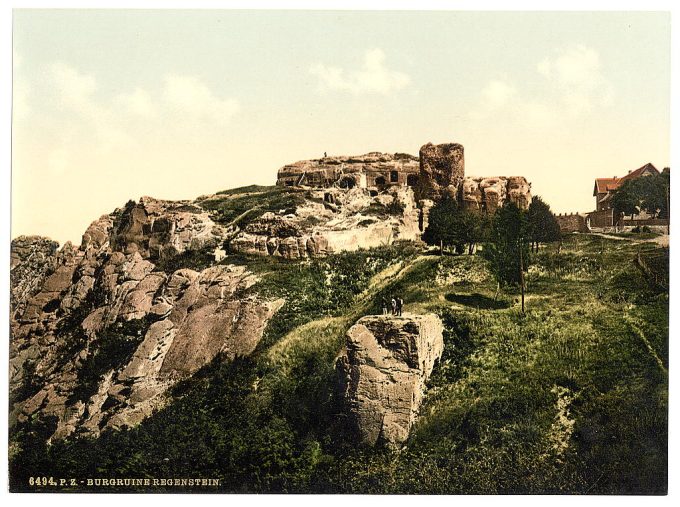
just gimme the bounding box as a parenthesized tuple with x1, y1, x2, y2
(593, 163, 660, 211)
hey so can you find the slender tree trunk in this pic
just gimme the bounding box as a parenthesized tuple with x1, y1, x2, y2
(440, 239, 443, 256)
(494, 281, 500, 302)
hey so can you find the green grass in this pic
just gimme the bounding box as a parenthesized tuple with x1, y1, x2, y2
(9, 234, 668, 494)
(195, 185, 309, 227)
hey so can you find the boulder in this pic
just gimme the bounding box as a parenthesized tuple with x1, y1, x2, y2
(336, 313, 444, 447)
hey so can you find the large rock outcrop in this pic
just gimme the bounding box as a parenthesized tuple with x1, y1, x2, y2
(108, 196, 226, 261)
(461, 176, 532, 212)
(9, 198, 282, 441)
(336, 313, 444, 447)
(227, 186, 422, 259)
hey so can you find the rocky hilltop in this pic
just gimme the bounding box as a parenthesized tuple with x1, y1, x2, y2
(9, 140, 530, 443)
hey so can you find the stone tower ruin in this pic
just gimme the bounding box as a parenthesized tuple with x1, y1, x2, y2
(418, 142, 465, 200)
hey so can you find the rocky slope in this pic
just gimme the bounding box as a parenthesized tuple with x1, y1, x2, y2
(9, 199, 283, 441)
(204, 185, 424, 259)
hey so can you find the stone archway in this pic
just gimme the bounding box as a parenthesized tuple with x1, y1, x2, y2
(406, 174, 419, 187)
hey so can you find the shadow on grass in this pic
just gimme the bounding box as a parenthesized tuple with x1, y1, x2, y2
(445, 292, 510, 310)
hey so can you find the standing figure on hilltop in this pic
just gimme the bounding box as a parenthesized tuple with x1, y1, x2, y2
(396, 297, 403, 316)
(381, 296, 389, 315)
(391, 297, 397, 316)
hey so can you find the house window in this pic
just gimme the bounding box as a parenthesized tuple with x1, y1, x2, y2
(406, 174, 418, 187)
(390, 171, 399, 183)
(375, 176, 386, 186)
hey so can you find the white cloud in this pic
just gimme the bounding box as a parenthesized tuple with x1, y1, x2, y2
(310, 48, 411, 95)
(116, 88, 156, 118)
(162, 75, 239, 123)
(471, 45, 614, 123)
(537, 45, 614, 115)
(481, 80, 517, 109)
(51, 62, 97, 110)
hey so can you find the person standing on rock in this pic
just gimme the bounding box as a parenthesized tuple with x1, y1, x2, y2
(391, 297, 397, 316)
(396, 297, 403, 316)
(381, 297, 389, 315)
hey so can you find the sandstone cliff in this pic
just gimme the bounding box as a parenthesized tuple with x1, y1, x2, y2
(336, 313, 444, 447)
(9, 199, 283, 441)
(225, 185, 423, 259)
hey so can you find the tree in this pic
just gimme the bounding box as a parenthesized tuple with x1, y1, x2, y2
(612, 174, 671, 223)
(612, 178, 644, 220)
(639, 173, 670, 219)
(482, 202, 530, 310)
(423, 198, 490, 255)
(422, 196, 459, 254)
(527, 196, 561, 252)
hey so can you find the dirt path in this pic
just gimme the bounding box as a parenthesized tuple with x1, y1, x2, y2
(589, 232, 669, 247)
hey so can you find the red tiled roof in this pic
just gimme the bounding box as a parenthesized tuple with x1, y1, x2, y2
(619, 162, 659, 183)
(593, 163, 659, 196)
(594, 177, 620, 196)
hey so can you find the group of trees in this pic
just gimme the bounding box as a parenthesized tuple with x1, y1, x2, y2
(424, 195, 562, 311)
(422, 197, 490, 255)
(611, 173, 670, 221)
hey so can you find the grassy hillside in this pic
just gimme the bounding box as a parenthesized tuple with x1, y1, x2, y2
(9, 234, 668, 494)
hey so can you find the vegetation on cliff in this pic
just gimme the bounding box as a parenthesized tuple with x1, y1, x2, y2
(10, 230, 668, 494)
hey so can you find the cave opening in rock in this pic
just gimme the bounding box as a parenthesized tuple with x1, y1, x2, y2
(339, 177, 356, 189)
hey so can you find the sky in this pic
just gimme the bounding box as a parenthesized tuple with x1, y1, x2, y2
(11, 9, 671, 245)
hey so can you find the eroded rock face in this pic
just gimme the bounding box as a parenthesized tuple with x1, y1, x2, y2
(418, 143, 465, 200)
(109, 196, 226, 261)
(461, 176, 531, 212)
(9, 199, 282, 441)
(336, 314, 444, 447)
(228, 186, 423, 259)
(10, 236, 60, 320)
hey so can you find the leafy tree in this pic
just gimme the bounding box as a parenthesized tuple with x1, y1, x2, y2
(612, 173, 671, 224)
(482, 202, 530, 307)
(611, 180, 642, 220)
(639, 173, 670, 219)
(422, 196, 460, 254)
(423, 198, 491, 255)
(455, 209, 491, 254)
(527, 196, 561, 252)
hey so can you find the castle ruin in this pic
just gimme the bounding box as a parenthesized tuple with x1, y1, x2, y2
(276, 141, 531, 213)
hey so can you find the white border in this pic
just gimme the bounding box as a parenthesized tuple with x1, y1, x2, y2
(1, 2, 677, 507)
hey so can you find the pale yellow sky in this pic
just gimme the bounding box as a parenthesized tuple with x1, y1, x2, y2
(12, 10, 671, 245)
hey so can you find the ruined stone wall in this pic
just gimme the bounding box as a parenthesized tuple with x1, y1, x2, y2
(555, 213, 589, 233)
(276, 153, 419, 189)
(587, 209, 615, 228)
